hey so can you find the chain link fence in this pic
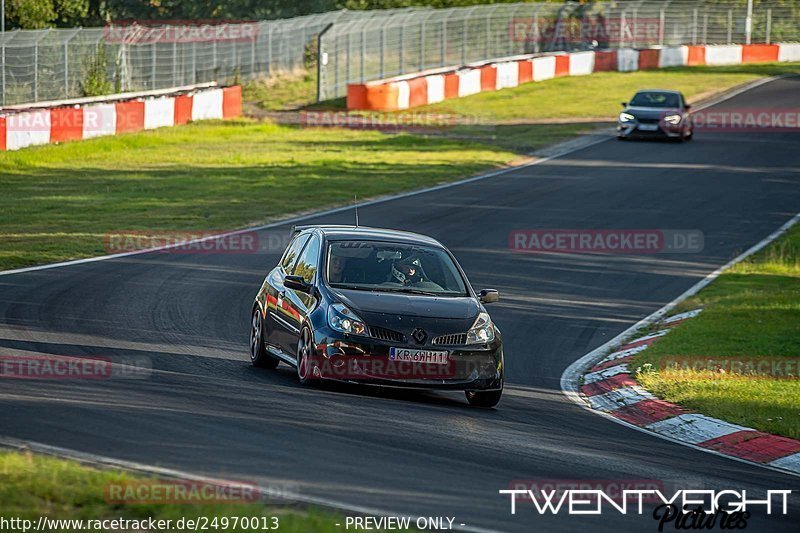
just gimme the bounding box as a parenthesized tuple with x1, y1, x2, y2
(1, 1, 799, 106)
(320, 0, 800, 99)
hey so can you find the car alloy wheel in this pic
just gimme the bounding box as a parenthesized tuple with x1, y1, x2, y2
(250, 307, 279, 369)
(296, 327, 314, 384)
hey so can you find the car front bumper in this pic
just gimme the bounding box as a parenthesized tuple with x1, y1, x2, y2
(617, 121, 684, 138)
(310, 326, 504, 391)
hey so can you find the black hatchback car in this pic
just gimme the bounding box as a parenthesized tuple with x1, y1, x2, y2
(249, 225, 504, 407)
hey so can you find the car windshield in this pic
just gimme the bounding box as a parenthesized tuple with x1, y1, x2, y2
(326, 240, 469, 296)
(630, 92, 680, 108)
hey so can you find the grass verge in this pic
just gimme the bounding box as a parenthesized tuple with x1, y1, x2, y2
(423, 63, 800, 120)
(633, 224, 800, 440)
(0, 119, 532, 270)
(0, 449, 353, 532)
(3, 63, 797, 271)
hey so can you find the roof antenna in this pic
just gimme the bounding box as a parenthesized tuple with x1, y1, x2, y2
(354, 194, 359, 227)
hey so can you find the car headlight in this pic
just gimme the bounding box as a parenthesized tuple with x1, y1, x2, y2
(328, 303, 367, 335)
(619, 112, 635, 123)
(664, 114, 682, 125)
(467, 312, 495, 344)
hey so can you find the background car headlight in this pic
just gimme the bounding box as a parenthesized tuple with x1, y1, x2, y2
(328, 303, 367, 335)
(619, 112, 635, 123)
(664, 114, 682, 125)
(467, 312, 495, 344)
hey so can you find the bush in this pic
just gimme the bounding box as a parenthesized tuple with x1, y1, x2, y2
(81, 45, 113, 97)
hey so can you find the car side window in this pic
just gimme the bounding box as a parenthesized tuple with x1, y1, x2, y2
(293, 235, 320, 283)
(280, 234, 310, 273)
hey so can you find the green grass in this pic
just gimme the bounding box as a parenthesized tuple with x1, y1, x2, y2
(423, 63, 800, 121)
(3, 63, 796, 271)
(634, 224, 800, 439)
(244, 72, 322, 112)
(0, 450, 356, 532)
(0, 119, 528, 270)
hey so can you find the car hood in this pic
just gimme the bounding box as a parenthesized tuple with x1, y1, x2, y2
(331, 288, 481, 333)
(333, 288, 480, 318)
(626, 106, 683, 120)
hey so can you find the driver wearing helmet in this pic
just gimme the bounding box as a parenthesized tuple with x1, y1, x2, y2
(390, 255, 424, 286)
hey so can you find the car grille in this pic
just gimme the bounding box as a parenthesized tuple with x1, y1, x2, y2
(368, 325, 405, 343)
(432, 333, 467, 346)
(637, 118, 660, 124)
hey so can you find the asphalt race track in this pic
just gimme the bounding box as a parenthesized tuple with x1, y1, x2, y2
(2, 78, 800, 532)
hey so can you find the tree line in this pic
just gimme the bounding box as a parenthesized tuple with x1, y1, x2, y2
(5, 0, 570, 29)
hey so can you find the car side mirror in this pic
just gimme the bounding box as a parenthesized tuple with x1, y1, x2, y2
(684, 104, 691, 110)
(285, 275, 311, 293)
(621, 101, 628, 107)
(479, 289, 499, 304)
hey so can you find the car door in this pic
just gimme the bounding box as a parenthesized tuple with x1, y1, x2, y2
(280, 234, 321, 356)
(265, 232, 310, 353)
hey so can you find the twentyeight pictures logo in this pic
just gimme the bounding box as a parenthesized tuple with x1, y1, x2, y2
(500, 488, 793, 531)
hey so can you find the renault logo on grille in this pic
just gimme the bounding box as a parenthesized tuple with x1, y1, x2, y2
(412, 328, 427, 344)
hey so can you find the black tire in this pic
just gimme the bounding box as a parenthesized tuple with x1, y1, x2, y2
(250, 307, 279, 369)
(465, 388, 503, 408)
(296, 326, 314, 385)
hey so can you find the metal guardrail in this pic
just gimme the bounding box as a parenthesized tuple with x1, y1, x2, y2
(1, 1, 798, 106)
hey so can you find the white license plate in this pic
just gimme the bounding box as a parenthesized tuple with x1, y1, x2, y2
(389, 347, 449, 365)
(638, 124, 659, 131)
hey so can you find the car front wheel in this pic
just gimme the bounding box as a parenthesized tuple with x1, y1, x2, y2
(465, 388, 503, 408)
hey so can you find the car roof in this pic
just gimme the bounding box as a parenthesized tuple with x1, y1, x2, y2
(633, 89, 681, 95)
(293, 225, 444, 247)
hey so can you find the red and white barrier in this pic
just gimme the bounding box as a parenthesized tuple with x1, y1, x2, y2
(705, 44, 743, 65)
(458, 69, 482, 97)
(426, 74, 445, 104)
(532, 56, 556, 82)
(778, 43, 800, 62)
(496, 61, 520, 89)
(617, 48, 639, 72)
(568, 51, 595, 76)
(83, 103, 117, 139)
(346, 42, 800, 112)
(7, 110, 51, 151)
(0, 85, 242, 152)
(191, 88, 225, 121)
(658, 46, 688, 67)
(144, 97, 175, 130)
